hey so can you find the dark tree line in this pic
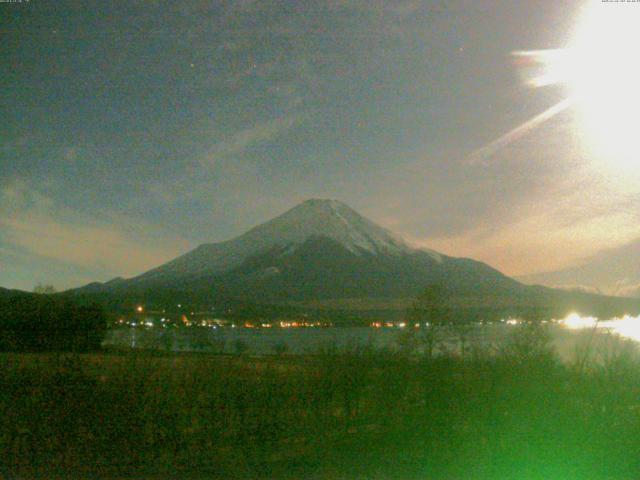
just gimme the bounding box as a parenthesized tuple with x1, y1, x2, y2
(0, 294, 106, 352)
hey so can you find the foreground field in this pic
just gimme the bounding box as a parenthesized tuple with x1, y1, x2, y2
(2, 327, 640, 479)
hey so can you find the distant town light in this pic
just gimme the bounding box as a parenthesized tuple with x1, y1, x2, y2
(136, 306, 143, 313)
(561, 312, 598, 330)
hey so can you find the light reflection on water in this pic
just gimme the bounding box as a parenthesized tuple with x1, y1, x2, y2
(560, 312, 640, 342)
(104, 314, 640, 357)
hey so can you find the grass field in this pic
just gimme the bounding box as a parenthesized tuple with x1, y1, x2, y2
(2, 324, 640, 479)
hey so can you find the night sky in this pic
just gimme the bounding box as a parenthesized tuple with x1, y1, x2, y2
(3, 0, 638, 291)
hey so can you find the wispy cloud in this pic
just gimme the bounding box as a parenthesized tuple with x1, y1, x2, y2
(0, 181, 190, 283)
(199, 114, 303, 168)
(416, 193, 640, 277)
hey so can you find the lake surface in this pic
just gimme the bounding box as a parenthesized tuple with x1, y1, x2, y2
(103, 314, 640, 360)
(105, 326, 406, 355)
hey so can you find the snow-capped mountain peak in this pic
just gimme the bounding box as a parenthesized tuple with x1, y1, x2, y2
(131, 199, 413, 282)
(235, 198, 411, 256)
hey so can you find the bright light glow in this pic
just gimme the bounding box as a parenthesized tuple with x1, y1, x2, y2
(601, 315, 640, 343)
(526, 3, 640, 171)
(565, 3, 640, 170)
(136, 305, 143, 313)
(559, 313, 640, 343)
(561, 312, 598, 330)
(494, 3, 640, 170)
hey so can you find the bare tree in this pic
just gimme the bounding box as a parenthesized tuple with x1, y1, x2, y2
(33, 283, 57, 295)
(403, 283, 451, 358)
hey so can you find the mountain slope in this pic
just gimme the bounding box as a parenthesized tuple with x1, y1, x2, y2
(69, 199, 640, 319)
(0, 287, 33, 299)
(129, 199, 413, 287)
(76, 198, 516, 298)
(174, 235, 522, 302)
(519, 238, 640, 298)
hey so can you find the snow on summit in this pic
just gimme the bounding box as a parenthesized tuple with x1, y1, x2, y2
(133, 199, 413, 282)
(236, 199, 411, 255)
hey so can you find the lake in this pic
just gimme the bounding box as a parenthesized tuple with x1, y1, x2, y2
(103, 313, 640, 360)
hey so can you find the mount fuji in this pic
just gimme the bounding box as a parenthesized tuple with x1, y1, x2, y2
(71, 199, 640, 320)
